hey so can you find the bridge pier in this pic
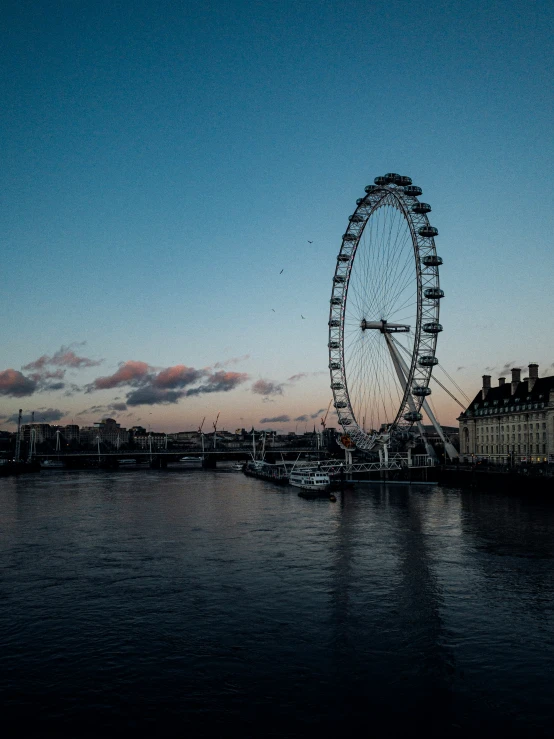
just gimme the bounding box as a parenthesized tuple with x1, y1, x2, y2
(202, 454, 217, 469)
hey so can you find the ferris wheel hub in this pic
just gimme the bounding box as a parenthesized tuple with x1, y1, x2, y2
(360, 319, 410, 333)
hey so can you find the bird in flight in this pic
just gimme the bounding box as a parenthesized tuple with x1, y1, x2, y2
(279, 269, 283, 274)
(301, 315, 305, 319)
(271, 308, 276, 312)
(307, 240, 313, 244)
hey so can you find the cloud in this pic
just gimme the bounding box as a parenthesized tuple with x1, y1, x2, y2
(213, 354, 250, 369)
(0, 369, 37, 397)
(185, 371, 249, 396)
(63, 383, 83, 397)
(500, 361, 517, 374)
(87, 360, 249, 406)
(126, 387, 184, 406)
(41, 381, 65, 392)
(287, 371, 326, 382)
(89, 361, 151, 391)
(29, 368, 65, 381)
(153, 365, 205, 389)
(6, 408, 66, 424)
(260, 415, 290, 423)
(294, 414, 309, 422)
(76, 402, 128, 415)
(310, 408, 327, 419)
(23, 344, 102, 371)
(252, 379, 284, 396)
(76, 405, 106, 416)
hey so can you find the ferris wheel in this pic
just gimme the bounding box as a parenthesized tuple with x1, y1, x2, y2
(328, 173, 444, 451)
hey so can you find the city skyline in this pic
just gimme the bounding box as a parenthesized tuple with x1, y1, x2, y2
(2, 0, 553, 433)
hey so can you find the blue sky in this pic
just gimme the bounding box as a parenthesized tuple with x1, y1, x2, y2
(1, 0, 553, 433)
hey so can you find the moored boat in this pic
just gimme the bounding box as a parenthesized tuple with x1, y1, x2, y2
(179, 456, 203, 465)
(289, 468, 330, 493)
(243, 460, 289, 485)
(40, 460, 65, 469)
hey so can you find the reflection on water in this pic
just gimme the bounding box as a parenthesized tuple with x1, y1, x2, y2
(0, 471, 553, 735)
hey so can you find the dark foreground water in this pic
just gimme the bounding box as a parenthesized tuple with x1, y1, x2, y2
(1, 469, 553, 736)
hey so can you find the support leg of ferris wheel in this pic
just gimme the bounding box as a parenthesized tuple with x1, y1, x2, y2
(388, 335, 459, 461)
(383, 333, 438, 463)
(344, 447, 353, 479)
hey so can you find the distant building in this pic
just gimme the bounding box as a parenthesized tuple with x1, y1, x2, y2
(52, 424, 80, 442)
(458, 363, 554, 464)
(81, 418, 128, 448)
(133, 433, 166, 449)
(20, 423, 54, 443)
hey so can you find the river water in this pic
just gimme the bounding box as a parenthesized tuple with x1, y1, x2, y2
(1, 469, 553, 736)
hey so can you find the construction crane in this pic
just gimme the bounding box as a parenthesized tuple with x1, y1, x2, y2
(320, 399, 332, 431)
(318, 400, 333, 450)
(198, 417, 206, 457)
(212, 412, 220, 450)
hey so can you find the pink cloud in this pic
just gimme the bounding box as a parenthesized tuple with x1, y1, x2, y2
(0, 369, 37, 397)
(153, 365, 205, 389)
(23, 344, 102, 371)
(92, 361, 151, 390)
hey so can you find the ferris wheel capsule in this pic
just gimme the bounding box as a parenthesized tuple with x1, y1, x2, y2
(412, 202, 431, 214)
(424, 287, 444, 300)
(412, 386, 432, 396)
(421, 255, 443, 267)
(419, 225, 439, 237)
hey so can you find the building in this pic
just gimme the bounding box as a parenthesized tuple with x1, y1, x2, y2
(458, 363, 554, 464)
(80, 418, 128, 448)
(133, 433, 167, 449)
(20, 423, 54, 444)
(52, 424, 80, 442)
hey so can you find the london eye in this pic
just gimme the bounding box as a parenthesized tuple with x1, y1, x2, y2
(328, 173, 443, 451)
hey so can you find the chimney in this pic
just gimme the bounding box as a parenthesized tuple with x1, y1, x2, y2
(528, 363, 539, 391)
(481, 375, 491, 399)
(511, 367, 521, 395)
(498, 377, 506, 386)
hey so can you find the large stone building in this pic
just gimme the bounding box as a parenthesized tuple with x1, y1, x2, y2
(458, 363, 554, 464)
(80, 418, 128, 448)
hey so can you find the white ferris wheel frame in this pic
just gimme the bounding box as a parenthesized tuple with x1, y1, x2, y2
(328, 174, 443, 450)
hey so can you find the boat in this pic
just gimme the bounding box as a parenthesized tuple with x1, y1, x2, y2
(119, 459, 137, 465)
(179, 456, 203, 464)
(40, 460, 65, 469)
(289, 468, 330, 493)
(243, 460, 289, 485)
(231, 462, 244, 471)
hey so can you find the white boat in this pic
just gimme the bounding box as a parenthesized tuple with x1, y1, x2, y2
(119, 459, 137, 465)
(289, 468, 330, 492)
(40, 460, 64, 469)
(231, 463, 244, 471)
(179, 456, 203, 464)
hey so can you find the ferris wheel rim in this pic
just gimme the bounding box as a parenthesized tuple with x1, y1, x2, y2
(328, 175, 443, 450)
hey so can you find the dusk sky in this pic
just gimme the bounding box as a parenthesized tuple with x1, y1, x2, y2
(1, 0, 553, 434)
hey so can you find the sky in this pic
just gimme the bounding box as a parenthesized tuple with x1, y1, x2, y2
(1, 0, 553, 434)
